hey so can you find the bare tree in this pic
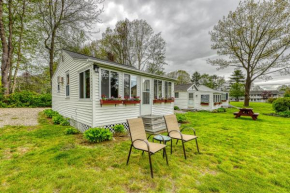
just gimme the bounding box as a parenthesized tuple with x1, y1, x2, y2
(37, 0, 104, 83)
(208, 0, 290, 106)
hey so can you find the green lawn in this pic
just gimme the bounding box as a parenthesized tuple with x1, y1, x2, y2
(0, 102, 290, 193)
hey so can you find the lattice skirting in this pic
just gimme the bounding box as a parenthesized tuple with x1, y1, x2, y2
(69, 119, 129, 133)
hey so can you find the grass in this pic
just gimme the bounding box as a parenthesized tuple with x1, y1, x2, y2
(0, 102, 290, 192)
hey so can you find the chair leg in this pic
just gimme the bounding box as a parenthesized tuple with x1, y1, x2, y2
(195, 138, 200, 153)
(171, 139, 173, 154)
(176, 139, 179, 145)
(164, 148, 169, 165)
(127, 144, 133, 165)
(182, 140, 187, 159)
(148, 152, 153, 178)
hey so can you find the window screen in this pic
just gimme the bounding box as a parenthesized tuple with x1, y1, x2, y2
(131, 76, 137, 97)
(201, 95, 209, 103)
(101, 70, 109, 98)
(111, 71, 119, 98)
(124, 74, 130, 98)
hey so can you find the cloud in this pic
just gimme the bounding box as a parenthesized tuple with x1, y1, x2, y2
(94, 0, 289, 89)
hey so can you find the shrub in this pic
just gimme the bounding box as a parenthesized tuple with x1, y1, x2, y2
(43, 109, 59, 118)
(267, 97, 277, 104)
(83, 128, 113, 143)
(277, 111, 290, 117)
(60, 118, 70, 126)
(65, 127, 80, 135)
(52, 115, 65, 125)
(217, 108, 226, 112)
(212, 109, 218, 113)
(272, 98, 290, 112)
(174, 106, 180, 110)
(176, 113, 187, 123)
(113, 124, 125, 133)
(0, 91, 51, 107)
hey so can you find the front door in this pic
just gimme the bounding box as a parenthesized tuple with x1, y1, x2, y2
(141, 78, 152, 115)
(188, 93, 194, 108)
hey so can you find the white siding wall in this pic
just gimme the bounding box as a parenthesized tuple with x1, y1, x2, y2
(52, 52, 93, 126)
(174, 92, 188, 109)
(93, 70, 142, 127)
(194, 92, 214, 111)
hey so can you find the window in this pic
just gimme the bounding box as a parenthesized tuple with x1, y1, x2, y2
(66, 73, 70, 97)
(221, 94, 226, 101)
(143, 79, 150, 104)
(165, 81, 172, 98)
(79, 69, 90, 99)
(201, 95, 209, 103)
(124, 74, 137, 98)
(57, 84, 60, 93)
(175, 92, 179, 98)
(101, 69, 119, 98)
(154, 80, 163, 99)
(189, 93, 193, 99)
(213, 94, 221, 103)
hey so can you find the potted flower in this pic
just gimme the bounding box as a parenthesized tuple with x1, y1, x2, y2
(123, 96, 141, 105)
(165, 97, 175, 103)
(100, 95, 123, 106)
(153, 97, 165, 104)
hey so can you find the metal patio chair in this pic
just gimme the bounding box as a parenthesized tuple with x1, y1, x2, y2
(126, 118, 169, 178)
(164, 114, 200, 159)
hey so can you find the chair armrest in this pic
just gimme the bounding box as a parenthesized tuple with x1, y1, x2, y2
(181, 127, 196, 135)
(168, 130, 183, 140)
(132, 139, 150, 152)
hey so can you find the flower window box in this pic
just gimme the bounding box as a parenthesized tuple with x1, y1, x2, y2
(153, 99, 165, 104)
(201, 103, 209, 106)
(222, 100, 227, 102)
(100, 100, 123, 107)
(165, 99, 174, 103)
(123, 100, 141, 105)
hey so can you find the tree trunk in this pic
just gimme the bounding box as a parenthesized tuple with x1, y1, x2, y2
(49, 30, 56, 86)
(244, 76, 252, 107)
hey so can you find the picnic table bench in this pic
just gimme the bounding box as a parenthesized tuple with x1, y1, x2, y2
(233, 108, 259, 120)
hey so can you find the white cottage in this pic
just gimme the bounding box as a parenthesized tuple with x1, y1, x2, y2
(52, 50, 175, 131)
(174, 84, 229, 111)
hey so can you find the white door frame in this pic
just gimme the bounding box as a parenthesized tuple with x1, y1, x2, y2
(141, 77, 152, 115)
(188, 92, 194, 108)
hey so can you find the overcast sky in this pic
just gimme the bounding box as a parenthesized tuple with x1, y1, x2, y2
(95, 0, 290, 89)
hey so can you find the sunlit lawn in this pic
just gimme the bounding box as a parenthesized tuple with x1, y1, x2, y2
(0, 102, 290, 192)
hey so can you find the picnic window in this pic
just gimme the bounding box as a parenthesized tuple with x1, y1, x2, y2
(165, 81, 172, 98)
(101, 69, 119, 98)
(66, 73, 70, 97)
(154, 80, 163, 99)
(79, 69, 90, 99)
(201, 95, 209, 103)
(124, 74, 137, 98)
(175, 92, 179, 98)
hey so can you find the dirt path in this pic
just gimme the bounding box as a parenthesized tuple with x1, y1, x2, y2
(0, 108, 48, 128)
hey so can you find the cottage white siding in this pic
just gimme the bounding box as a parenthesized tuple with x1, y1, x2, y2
(52, 52, 93, 126)
(174, 92, 188, 109)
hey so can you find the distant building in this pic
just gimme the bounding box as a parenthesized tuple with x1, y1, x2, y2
(230, 90, 285, 102)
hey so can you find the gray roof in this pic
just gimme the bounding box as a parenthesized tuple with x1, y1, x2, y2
(174, 84, 193, 92)
(175, 84, 226, 93)
(63, 49, 137, 70)
(250, 90, 283, 95)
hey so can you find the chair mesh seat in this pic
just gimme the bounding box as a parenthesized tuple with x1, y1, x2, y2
(133, 140, 166, 153)
(169, 132, 197, 141)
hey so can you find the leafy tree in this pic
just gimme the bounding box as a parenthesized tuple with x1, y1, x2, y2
(208, 0, 290, 106)
(229, 69, 245, 84)
(284, 88, 290, 98)
(230, 83, 245, 101)
(199, 74, 226, 90)
(191, 71, 201, 86)
(277, 85, 290, 91)
(96, 19, 167, 73)
(167, 70, 191, 85)
(37, 0, 104, 84)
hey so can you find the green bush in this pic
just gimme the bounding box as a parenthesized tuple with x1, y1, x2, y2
(176, 113, 187, 123)
(174, 106, 180, 110)
(212, 109, 218, 113)
(277, 111, 290, 117)
(60, 118, 70, 126)
(272, 98, 290, 112)
(267, 97, 277, 104)
(0, 91, 51, 107)
(217, 108, 226, 112)
(83, 128, 113, 143)
(52, 115, 65, 125)
(65, 127, 80, 135)
(113, 124, 125, 133)
(43, 109, 59, 118)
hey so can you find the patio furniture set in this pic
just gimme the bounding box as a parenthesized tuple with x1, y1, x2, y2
(126, 114, 200, 178)
(233, 108, 259, 120)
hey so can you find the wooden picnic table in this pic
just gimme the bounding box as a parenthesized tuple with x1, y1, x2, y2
(233, 108, 259, 120)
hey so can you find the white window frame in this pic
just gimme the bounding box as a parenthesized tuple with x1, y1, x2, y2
(79, 69, 91, 99)
(66, 71, 70, 98)
(124, 73, 137, 98)
(165, 81, 172, 98)
(154, 79, 163, 99)
(100, 69, 119, 98)
(175, 92, 179, 98)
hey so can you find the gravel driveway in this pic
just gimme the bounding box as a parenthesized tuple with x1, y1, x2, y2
(0, 108, 47, 128)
